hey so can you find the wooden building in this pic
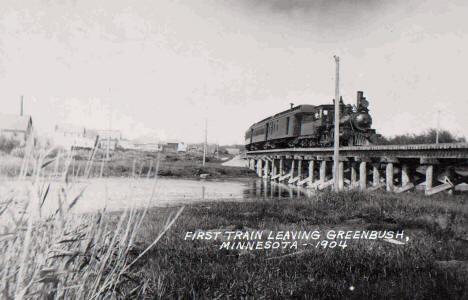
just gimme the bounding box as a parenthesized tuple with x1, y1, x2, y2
(0, 113, 33, 144)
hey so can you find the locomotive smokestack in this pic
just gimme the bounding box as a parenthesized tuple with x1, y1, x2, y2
(357, 91, 363, 107)
(290, 103, 294, 109)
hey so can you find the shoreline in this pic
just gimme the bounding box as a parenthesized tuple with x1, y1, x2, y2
(1, 158, 467, 298)
(124, 191, 468, 299)
(0, 151, 256, 179)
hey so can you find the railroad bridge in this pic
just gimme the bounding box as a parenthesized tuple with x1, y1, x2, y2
(246, 143, 468, 195)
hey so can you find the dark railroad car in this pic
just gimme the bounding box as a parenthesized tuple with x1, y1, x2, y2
(245, 91, 376, 150)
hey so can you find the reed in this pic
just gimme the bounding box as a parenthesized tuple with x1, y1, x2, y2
(0, 140, 183, 299)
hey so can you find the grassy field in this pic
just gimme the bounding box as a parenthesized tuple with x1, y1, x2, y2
(123, 191, 468, 299)
(0, 150, 255, 178)
(1, 145, 467, 299)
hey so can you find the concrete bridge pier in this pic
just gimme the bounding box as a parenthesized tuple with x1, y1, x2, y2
(297, 158, 314, 187)
(308, 160, 315, 186)
(297, 159, 303, 180)
(401, 164, 410, 186)
(369, 163, 383, 190)
(263, 159, 270, 180)
(421, 158, 453, 196)
(298, 159, 313, 187)
(393, 163, 414, 193)
(279, 157, 293, 183)
(317, 158, 334, 190)
(394, 163, 415, 193)
(272, 158, 278, 179)
(338, 160, 344, 191)
(386, 162, 394, 192)
(289, 157, 303, 185)
(247, 142, 468, 196)
(381, 158, 398, 192)
(289, 159, 295, 181)
(423, 160, 436, 193)
(349, 161, 359, 189)
(270, 180, 275, 198)
(279, 157, 284, 177)
(359, 161, 367, 190)
(256, 159, 263, 178)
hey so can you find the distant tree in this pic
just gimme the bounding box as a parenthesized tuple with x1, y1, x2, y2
(0, 136, 21, 154)
(374, 128, 466, 145)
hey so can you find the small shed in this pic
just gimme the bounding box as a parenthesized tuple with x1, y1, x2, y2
(163, 140, 187, 152)
(54, 124, 95, 150)
(0, 113, 33, 143)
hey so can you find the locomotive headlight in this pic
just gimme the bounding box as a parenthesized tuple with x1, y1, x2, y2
(353, 113, 372, 130)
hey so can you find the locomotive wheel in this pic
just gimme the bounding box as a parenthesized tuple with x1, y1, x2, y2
(288, 138, 299, 148)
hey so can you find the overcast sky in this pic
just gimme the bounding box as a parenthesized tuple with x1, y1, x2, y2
(1, 0, 468, 144)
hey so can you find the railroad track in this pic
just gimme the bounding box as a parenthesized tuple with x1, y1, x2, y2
(245, 143, 468, 195)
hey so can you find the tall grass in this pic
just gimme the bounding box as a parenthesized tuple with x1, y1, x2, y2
(0, 139, 184, 299)
(127, 192, 468, 299)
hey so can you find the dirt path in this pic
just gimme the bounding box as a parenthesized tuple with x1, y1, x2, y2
(221, 155, 248, 167)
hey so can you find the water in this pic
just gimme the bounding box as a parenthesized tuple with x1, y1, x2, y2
(0, 177, 313, 215)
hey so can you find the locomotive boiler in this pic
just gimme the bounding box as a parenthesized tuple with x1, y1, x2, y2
(245, 91, 376, 150)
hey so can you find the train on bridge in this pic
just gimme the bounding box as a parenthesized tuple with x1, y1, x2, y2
(244, 91, 468, 196)
(245, 91, 376, 151)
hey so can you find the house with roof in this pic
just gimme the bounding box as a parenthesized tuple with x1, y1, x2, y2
(131, 135, 163, 152)
(163, 139, 187, 152)
(0, 113, 33, 144)
(54, 123, 95, 149)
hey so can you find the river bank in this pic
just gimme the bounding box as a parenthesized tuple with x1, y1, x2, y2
(124, 191, 468, 299)
(0, 150, 255, 178)
(1, 164, 467, 298)
(1, 150, 467, 299)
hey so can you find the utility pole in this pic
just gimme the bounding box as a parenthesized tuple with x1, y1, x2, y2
(106, 110, 111, 161)
(20, 95, 24, 116)
(436, 110, 440, 144)
(106, 88, 112, 161)
(333, 55, 341, 191)
(203, 119, 207, 166)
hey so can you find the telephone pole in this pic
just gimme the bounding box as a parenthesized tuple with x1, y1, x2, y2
(436, 110, 441, 144)
(203, 119, 207, 166)
(333, 56, 341, 191)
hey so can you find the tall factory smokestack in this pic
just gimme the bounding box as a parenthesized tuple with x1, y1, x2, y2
(20, 95, 24, 116)
(357, 91, 363, 107)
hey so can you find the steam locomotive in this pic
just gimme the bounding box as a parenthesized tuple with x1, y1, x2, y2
(245, 91, 376, 150)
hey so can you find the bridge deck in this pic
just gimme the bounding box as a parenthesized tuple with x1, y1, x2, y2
(246, 143, 468, 159)
(246, 143, 468, 195)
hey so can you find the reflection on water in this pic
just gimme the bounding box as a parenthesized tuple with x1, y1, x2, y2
(0, 177, 313, 215)
(243, 179, 314, 200)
